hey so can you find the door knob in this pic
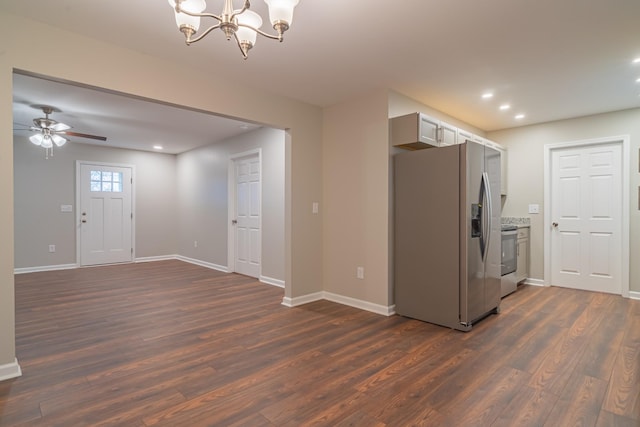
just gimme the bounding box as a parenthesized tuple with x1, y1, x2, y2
(81, 219, 87, 223)
(231, 219, 237, 225)
(552, 222, 558, 228)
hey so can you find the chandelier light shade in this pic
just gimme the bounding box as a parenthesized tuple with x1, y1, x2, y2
(168, 0, 300, 59)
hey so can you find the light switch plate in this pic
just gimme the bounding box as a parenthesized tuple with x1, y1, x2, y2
(528, 204, 540, 214)
(60, 204, 73, 213)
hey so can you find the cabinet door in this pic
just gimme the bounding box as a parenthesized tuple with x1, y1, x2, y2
(497, 146, 508, 196)
(457, 129, 473, 144)
(439, 122, 457, 146)
(419, 115, 439, 146)
(516, 237, 529, 283)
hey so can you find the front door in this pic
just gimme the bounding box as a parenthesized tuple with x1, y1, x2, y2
(232, 154, 261, 278)
(79, 163, 133, 266)
(549, 142, 622, 294)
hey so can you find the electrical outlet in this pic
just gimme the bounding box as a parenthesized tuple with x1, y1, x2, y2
(194, 241, 198, 248)
(312, 202, 319, 214)
(528, 204, 540, 214)
(356, 266, 364, 279)
(48, 245, 56, 253)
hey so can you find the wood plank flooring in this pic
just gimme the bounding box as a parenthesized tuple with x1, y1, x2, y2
(1, 260, 639, 426)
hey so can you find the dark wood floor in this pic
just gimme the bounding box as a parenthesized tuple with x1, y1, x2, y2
(1, 260, 638, 426)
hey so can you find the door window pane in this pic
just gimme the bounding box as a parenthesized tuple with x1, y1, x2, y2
(90, 170, 123, 193)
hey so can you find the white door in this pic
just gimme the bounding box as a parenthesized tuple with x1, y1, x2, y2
(550, 143, 622, 294)
(79, 163, 133, 266)
(233, 154, 261, 278)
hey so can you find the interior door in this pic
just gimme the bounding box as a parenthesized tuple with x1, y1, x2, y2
(79, 163, 133, 266)
(550, 143, 622, 294)
(233, 154, 261, 278)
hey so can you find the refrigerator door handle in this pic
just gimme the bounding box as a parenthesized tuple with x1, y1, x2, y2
(482, 172, 493, 262)
(478, 174, 486, 260)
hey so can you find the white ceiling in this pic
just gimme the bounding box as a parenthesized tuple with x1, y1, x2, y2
(5, 0, 640, 153)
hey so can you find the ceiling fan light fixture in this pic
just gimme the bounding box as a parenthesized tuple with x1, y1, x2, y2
(40, 136, 54, 149)
(29, 134, 43, 146)
(52, 134, 67, 147)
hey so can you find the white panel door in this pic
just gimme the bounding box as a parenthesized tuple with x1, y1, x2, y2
(550, 143, 622, 294)
(80, 164, 133, 266)
(234, 155, 261, 278)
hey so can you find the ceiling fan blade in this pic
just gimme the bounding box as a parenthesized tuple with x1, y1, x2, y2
(61, 131, 107, 141)
(51, 122, 71, 131)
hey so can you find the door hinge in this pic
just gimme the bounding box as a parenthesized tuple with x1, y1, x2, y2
(131, 213, 133, 219)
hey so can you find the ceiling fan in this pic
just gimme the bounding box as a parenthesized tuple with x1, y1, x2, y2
(14, 105, 107, 158)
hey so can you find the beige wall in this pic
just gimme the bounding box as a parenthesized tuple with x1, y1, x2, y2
(13, 137, 178, 268)
(0, 13, 322, 368)
(488, 108, 640, 292)
(323, 90, 391, 307)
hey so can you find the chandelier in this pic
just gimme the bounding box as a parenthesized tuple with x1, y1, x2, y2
(168, 0, 300, 59)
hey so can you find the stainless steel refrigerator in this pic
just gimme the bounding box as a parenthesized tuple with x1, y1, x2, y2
(394, 141, 501, 331)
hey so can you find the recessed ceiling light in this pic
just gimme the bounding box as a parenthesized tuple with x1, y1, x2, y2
(499, 104, 511, 111)
(153, 145, 164, 150)
(633, 58, 640, 64)
(636, 77, 640, 83)
(515, 114, 525, 120)
(482, 93, 494, 99)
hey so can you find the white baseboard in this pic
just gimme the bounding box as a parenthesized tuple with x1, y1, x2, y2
(629, 291, 640, 300)
(282, 291, 323, 307)
(323, 292, 396, 316)
(174, 255, 228, 273)
(260, 276, 285, 288)
(14, 263, 78, 275)
(522, 278, 545, 286)
(282, 291, 395, 317)
(135, 255, 177, 263)
(0, 358, 22, 382)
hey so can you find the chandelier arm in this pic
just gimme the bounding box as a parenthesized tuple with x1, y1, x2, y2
(232, 32, 249, 60)
(187, 23, 223, 44)
(174, 3, 222, 23)
(229, 0, 251, 21)
(237, 23, 283, 41)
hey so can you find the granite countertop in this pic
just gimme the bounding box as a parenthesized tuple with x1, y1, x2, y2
(501, 217, 530, 228)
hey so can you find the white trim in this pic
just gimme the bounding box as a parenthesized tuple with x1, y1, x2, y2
(543, 136, 630, 296)
(76, 161, 136, 266)
(282, 291, 395, 316)
(324, 292, 396, 316)
(14, 263, 78, 274)
(281, 292, 323, 307)
(522, 278, 545, 287)
(175, 255, 228, 273)
(0, 358, 22, 382)
(260, 275, 285, 288)
(135, 255, 177, 263)
(629, 291, 640, 300)
(228, 149, 262, 278)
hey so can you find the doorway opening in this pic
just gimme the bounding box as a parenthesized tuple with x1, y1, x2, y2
(544, 136, 630, 296)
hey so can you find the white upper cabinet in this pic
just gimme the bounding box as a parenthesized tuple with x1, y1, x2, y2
(390, 112, 508, 195)
(439, 121, 457, 147)
(390, 113, 439, 149)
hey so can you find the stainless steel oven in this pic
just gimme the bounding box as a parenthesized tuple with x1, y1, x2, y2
(501, 225, 518, 297)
